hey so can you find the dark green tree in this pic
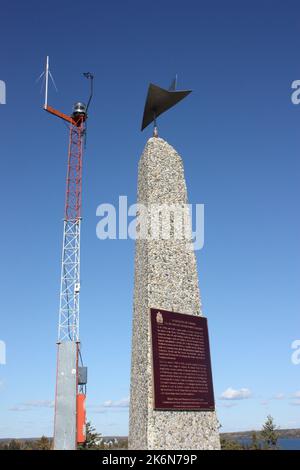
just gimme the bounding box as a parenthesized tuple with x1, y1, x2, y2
(78, 421, 102, 450)
(261, 415, 279, 449)
(35, 436, 51, 450)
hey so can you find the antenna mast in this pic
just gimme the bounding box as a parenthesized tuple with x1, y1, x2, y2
(44, 56, 49, 108)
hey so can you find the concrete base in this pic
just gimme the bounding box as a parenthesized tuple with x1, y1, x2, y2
(53, 342, 77, 450)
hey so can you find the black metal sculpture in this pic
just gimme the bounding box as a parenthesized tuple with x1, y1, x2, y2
(141, 78, 191, 135)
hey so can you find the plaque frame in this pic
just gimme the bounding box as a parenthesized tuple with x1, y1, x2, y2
(149, 307, 215, 412)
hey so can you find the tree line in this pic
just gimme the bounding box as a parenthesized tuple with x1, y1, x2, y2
(0, 416, 280, 450)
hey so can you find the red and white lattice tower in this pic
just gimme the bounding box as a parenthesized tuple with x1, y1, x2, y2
(58, 116, 83, 343)
(42, 57, 92, 449)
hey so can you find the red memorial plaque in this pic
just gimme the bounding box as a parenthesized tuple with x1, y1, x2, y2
(150, 308, 215, 411)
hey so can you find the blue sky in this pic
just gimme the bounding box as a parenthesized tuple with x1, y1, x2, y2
(0, 0, 300, 438)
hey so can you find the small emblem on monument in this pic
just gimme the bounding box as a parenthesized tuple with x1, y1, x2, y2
(156, 311, 164, 324)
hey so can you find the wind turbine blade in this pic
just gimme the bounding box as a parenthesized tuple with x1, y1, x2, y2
(40, 74, 46, 94)
(49, 70, 58, 92)
(35, 71, 45, 84)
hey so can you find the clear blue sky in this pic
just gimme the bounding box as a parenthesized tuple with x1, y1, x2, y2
(0, 0, 300, 438)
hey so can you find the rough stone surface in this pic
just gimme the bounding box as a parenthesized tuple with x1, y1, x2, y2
(129, 137, 220, 450)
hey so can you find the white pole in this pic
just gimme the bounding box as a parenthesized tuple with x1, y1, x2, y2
(44, 55, 49, 108)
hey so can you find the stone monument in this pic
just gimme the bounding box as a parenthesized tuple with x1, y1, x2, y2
(129, 122, 220, 448)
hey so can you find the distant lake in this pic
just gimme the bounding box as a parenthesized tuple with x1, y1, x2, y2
(238, 438, 300, 450)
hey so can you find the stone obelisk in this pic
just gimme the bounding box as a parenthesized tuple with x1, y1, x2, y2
(129, 136, 220, 450)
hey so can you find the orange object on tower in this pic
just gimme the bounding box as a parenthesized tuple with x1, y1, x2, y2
(77, 394, 86, 443)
